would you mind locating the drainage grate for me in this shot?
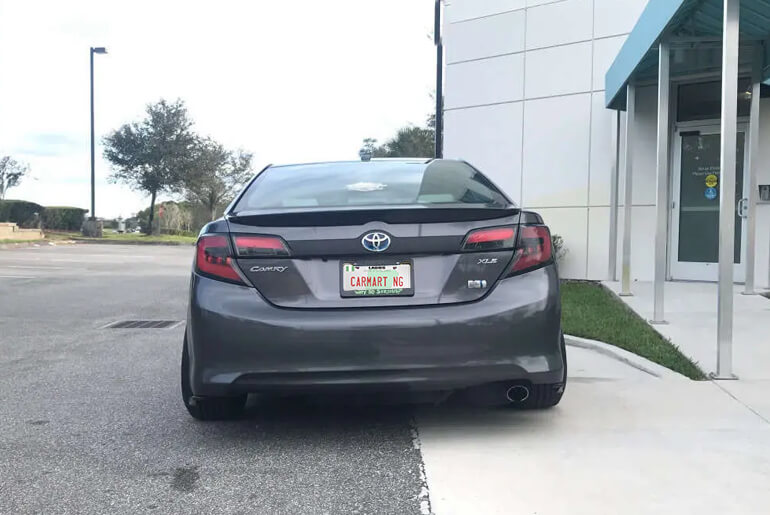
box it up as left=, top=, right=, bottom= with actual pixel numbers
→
left=106, top=320, right=179, bottom=329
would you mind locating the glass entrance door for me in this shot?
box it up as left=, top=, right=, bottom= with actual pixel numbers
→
left=670, top=126, right=749, bottom=281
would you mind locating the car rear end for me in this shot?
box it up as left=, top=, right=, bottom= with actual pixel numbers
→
left=182, top=159, right=565, bottom=419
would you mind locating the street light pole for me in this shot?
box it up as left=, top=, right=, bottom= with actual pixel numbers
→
left=434, top=0, right=443, bottom=159
left=90, top=46, right=107, bottom=221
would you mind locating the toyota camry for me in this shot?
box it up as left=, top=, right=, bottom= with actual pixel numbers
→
left=182, top=159, right=566, bottom=420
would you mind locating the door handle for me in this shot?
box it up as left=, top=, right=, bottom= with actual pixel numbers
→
left=737, top=198, right=749, bottom=218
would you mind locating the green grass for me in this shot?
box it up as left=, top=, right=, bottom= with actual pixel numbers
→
left=97, top=232, right=196, bottom=244
left=561, top=281, right=705, bottom=380
left=0, top=238, right=47, bottom=244
left=84, top=232, right=196, bottom=244
left=46, top=231, right=196, bottom=245
left=42, top=231, right=80, bottom=241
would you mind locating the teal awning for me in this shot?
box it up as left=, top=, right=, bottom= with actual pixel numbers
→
left=605, top=0, right=770, bottom=110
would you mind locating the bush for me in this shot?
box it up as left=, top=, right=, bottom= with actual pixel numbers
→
left=551, top=233, right=568, bottom=263
left=0, top=200, right=43, bottom=228
left=41, top=206, right=88, bottom=231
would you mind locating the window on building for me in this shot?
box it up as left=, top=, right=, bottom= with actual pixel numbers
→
left=677, top=79, right=752, bottom=122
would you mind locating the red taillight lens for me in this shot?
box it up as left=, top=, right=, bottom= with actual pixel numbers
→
left=233, top=235, right=290, bottom=257
left=195, top=235, right=244, bottom=284
left=509, top=225, right=553, bottom=275
left=463, top=227, right=516, bottom=251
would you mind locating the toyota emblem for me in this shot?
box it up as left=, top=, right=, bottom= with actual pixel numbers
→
left=361, top=232, right=391, bottom=252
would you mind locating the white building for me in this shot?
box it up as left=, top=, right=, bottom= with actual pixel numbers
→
left=442, top=0, right=770, bottom=290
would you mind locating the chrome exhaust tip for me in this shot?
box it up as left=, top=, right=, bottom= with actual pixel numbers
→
left=505, top=385, right=530, bottom=403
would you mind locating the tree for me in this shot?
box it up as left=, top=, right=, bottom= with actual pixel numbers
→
left=135, top=200, right=193, bottom=233
left=359, top=138, right=388, bottom=159
left=157, top=201, right=193, bottom=232
left=360, top=115, right=435, bottom=159
left=184, top=139, right=254, bottom=221
left=103, top=99, right=197, bottom=234
left=0, top=156, right=29, bottom=200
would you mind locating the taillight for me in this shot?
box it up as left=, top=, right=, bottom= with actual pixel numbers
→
left=462, top=226, right=516, bottom=251
left=509, top=225, right=553, bottom=275
left=195, top=235, right=244, bottom=284
left=232, top=235, right=290, bottom=257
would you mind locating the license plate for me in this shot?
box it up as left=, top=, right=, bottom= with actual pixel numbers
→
left=341, top=262, right=413, bottom=297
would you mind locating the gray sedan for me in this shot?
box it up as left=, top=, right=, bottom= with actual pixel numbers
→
left=182, top=159, right=566, bottom=420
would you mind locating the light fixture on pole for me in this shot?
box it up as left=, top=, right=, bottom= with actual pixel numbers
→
left=90, top=46, right=107, bottom=221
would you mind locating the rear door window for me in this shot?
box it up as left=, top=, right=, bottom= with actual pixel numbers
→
left=234, top=160, right=511, bottom=211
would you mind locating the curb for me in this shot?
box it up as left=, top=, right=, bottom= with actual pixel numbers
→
left=0, top=240, right=77, bottom=250
left=565, top=334, right=689, bottom=380
left=72, top=239, right=194, bottom=246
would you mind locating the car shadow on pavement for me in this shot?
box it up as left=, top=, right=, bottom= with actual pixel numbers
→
left=224, top=392, right=438, bottom=432
left=181, top=392, right=556, bottom=442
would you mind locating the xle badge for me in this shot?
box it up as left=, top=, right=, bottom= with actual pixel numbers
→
left=467, top=280, right=488, bottom=289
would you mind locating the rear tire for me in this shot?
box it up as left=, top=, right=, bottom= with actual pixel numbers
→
left=511, top=333, right=567, bottom=410
left=181, top=335, right=246, bottom=421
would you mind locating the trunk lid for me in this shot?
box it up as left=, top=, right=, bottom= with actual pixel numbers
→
left=229, top=207, right=520, bottom=309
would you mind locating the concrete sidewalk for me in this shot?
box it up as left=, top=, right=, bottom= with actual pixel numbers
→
left=417, top=345, right=770, bottom=515
left=603, top=281, right=770, bottom=379
left=604, top=281, right=770, bottom=421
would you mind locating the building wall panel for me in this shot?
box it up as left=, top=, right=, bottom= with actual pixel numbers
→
left=445, top=54, right=524, bottom=109
left=446, top=0, right=526, bottom=23
left=594, top=0, right=649, bottom=38
left=526, top=0, right=593, bottom=50
left=444, top=103, right=524, bottom=202
left=524, top=42, right=593, bottom=98
left=446, top=10, right=525, bottom=63
left=522, top=94, right=591, bottom=207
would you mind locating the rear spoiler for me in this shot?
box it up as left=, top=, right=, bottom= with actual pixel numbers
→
left=228, top=205, right=520, bottom=227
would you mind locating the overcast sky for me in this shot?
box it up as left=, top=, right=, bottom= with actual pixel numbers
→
left=0, top=0, right=435, bottom=218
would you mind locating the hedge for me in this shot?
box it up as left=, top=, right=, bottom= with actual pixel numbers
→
left=0, top=200, right=43, bottom=228
left=41, top=206, right=88, bottom=231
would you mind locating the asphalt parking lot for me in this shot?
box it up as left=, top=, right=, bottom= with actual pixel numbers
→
left=1, top=244, right=770, bottom=514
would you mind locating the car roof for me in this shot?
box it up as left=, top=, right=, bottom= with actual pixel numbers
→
left=269, top=158, right=436, bottom=169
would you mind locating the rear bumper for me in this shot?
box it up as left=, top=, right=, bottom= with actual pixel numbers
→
left=186, top=265, right=564, bottom=397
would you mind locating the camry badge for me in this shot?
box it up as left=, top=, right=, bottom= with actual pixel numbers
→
left=250, top=266, right=288, bottom=273
left=361, top=232, right=391, bottom=252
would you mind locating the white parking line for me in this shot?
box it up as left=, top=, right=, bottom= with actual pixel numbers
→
left=59, top=257, right=154, bottom=262
left=0, top=265, right=66, bottom=269
left=0, top=275, right=35, bottom=279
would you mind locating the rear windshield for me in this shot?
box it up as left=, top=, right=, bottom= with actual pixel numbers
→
left=234, top=160, right=510, bottom=211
